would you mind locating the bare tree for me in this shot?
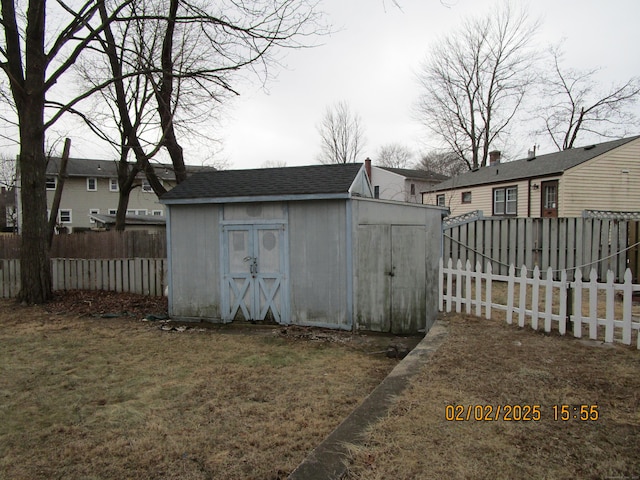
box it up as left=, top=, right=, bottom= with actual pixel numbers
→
left=535, top=45, right=640, bottom=150
left=416, top=150, right=467, bottom=177
left=261, top=159, right=288, bottom=168
left=376, top=143, right=413, bottom=168
left=317, top=101, right=365, bottom=164
left=416, top=2, right=539, bottom=170
left=0, top=0, right=325, bottom=298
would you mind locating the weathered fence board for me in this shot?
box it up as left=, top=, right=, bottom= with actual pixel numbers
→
left=0, top=231, right=167, bottom=259
left=0, top=258, right=166, bottom=298
left=443, top=217, right=640, bottom=282
left=440, top=258, right=640, bottom=349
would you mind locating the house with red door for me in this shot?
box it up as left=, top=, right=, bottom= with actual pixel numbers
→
left=422, top=135, right=640, bottom=218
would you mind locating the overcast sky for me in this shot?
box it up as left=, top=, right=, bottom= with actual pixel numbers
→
left=21, top=0, right=636, bottom=170
left=212, top=0, right=640, bottom=170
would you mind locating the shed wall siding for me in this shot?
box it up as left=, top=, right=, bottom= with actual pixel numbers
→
left=168, top=204, right=221, bottom=318
left=288, top=200, right=350, bottom=328
left=560, top=139, right=640, bottom=216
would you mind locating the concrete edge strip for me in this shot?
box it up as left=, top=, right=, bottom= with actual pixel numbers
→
left=288, top=319, right=449, bottom=480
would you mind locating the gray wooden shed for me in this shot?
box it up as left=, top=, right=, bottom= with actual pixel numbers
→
left=160, top=163, right=444, bottom=334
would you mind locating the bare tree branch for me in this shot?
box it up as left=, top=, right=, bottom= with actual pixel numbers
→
left=316, top=100, right=365, bottom=164
left=416, top=2, right=539, bottom=169
left=377, top=143, right=413, bottom=168
left=534, top=44, right=640, bottom=150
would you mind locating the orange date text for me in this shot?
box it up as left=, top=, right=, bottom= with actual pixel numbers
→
left=445, top=404, right=542, bottom=422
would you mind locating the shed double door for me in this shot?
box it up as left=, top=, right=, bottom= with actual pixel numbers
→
left=222, top=224, right=287, bottom=323
left=357, top=224, right=427, bottom=333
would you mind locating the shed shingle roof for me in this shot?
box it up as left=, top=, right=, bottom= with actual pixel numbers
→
left=431, top=136, right=640, bottom=191
left=161, top=163, right=364, bottom=201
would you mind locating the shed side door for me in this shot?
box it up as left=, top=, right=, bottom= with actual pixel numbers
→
left=390, top=225, right=427, bottom=334
left=356, top=225, right=392, bottom=332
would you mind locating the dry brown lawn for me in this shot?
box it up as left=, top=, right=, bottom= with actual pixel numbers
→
left=345, top=312, right=640, bottom=480
left=0, top=294, right=398, bottom=480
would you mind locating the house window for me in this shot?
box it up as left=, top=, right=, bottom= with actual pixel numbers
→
left=87, top=177, right=97, bottom=191
left=109, top=178, right=119, bottom=192
left=141, top=180, right=153, bottom=193
left=59, top=209, right=72, bottom=223
left=461, top=191, right=472, bottom=204
left=436, top=194, right=445, bottom=207
left=544, top=184, right=557, bottom=209
left=152, top=210, right=163, bottom=216
left=46, top=177, right=57, bottom=190
left=410, top=183, right=416, bottom=195
left=374, top=185, right=380, bottom=199
left=89, top=208, right=100, bottom=223
left=108, top=209, right=117, bottom=215
left=127, top=209, right=148, bottom=216
left=493, top=186, right=518, bottom=216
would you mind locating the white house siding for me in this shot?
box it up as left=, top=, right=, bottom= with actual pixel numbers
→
left=371, top=167, right=406, bottom=201
left=167, top=204, right=221, bottom=319
left=45, top=176, right=167, bottom=230
left=559, top=138, right=640, bottom=216
left=288, top=200, right=350, bottom=329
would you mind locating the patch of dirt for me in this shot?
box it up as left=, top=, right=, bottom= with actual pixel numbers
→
left=44, top=290, right=168, bottom=317
left=278, top=325, right=422, bottom=357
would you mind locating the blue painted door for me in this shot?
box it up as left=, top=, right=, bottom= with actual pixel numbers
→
left=222, top=224, right=287, bottom=323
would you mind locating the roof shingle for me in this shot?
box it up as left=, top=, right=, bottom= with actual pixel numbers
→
left=161, top=163, right=364, bottom=201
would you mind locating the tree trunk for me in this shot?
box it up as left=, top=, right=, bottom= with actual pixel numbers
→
left=115, top=186, right=133, bottom=232
left=18, top=103, right=51, bottom=303
left=157, top=0, right=187, bottom=184
left=47, top=138, right=71, bottom=247
left=15, top=0, right=52, bottom=303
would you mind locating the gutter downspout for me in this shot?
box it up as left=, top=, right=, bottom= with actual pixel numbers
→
left=527, top=178, right=532, bottom=217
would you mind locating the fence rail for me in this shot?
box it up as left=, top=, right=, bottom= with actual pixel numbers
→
left=443, top=217, right=640, bottom=283
left=0, top=230, right=167, bottom=259
left=0, top=258, right=167, bottom=298
left=439, top=258, right=640, bottom=349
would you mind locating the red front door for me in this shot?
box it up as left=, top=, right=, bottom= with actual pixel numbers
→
left=541, top=180, right=558, bottom=218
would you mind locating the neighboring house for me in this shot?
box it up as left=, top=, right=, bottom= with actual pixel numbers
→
left=0, top=187, right=17, bottom=232
left=15, top=157, right=211, bottom=233
left=365, top=158, right=448, bottom=203
left=160, top=163, right=445, bottom=334
left=423, top=135, right=640, bottom=218
left=88, top=213, right=166, bottom=233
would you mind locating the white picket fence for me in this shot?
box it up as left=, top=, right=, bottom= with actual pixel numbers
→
left=0, top=258, right=167, bottom=298
left=439, top=258, right=640, bottom=349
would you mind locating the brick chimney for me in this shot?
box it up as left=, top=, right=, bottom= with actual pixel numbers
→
left=489, top=150, right=501, bottom=166
left=364, top=157, right=372, bottom=181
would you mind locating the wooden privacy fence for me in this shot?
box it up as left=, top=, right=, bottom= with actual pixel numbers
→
left=439, top=258, right=640, bottom=349
left=443, top=217, right=640, bottom=283
left=0, top=230, right=167, bottom=259
left=0, top=258, right=167, bottom=298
